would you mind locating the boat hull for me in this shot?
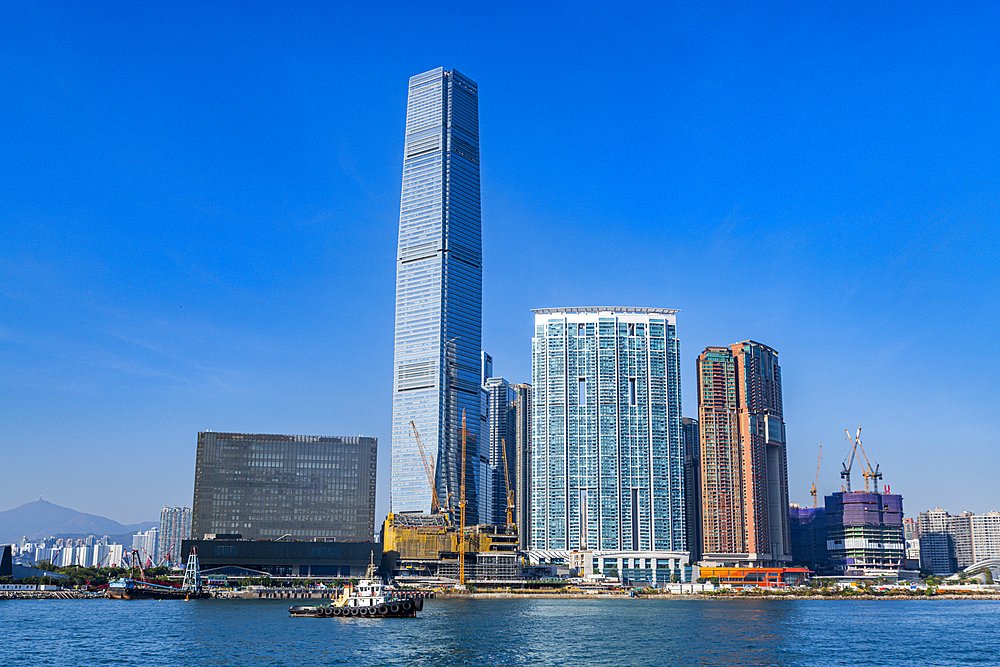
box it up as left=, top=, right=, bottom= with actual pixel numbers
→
left=106, top=586, right=210, bottom=600
left=289, top=597, right=422, bottom=618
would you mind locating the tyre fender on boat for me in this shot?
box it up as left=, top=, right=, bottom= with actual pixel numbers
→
left=415, top=597, right=423, bottom=611
left=377, top=604, right=389, bottom=615
left=389, top=603, right=400, bottom=613
left=350, top=607, right=359, bottom=616
left=331, top=607, right=341, bottom=616
left=402, top=600, right=413, bottom=612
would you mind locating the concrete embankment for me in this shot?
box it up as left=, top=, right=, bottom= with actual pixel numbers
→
left=0, top=591, right=97, bottom=600
left=439, top=591, right=1000, bottom=601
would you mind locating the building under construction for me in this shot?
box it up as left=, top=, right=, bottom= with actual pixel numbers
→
left=380, top=513, right=521, bottom=582
left=823, top=429, right=914, bottom=578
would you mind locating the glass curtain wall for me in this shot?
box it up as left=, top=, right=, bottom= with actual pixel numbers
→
left=390, top=68, right=484, bottom=522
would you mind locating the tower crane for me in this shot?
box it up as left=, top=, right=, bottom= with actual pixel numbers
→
left=459, top=410, right=468, bottom=586
left=410, top=420, right=441, bottom=514
left=810, top=444, right=822, bottom=507
left=851, top=428, right=882, bottom=494
left=501, top=438, right=516, bottom=533
left=840, top=428, right=861, bottom=492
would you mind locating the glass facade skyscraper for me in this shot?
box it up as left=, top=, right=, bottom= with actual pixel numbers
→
left=530, top=308, right=685, bottom=552
left=390, top=68, right=485, bottom=523
left=484, top=376, right=516, bottom=526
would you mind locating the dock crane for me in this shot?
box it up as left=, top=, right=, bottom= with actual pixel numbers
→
left=410, top=420, right=441, bottom=514
left=840, top=428, right=861, bottom=492
left=459, top=410, right=468, bottom=586
left=810, top=444, right=823, bottom=507
left=501, top=438, right=516, bottom=533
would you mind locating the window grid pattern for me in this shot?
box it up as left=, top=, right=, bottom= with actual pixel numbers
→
left=530, top=309, right=684, bottom=552
left=191, top=432, right=377, bottom=542
left=391, top=68, right=485, bottom=522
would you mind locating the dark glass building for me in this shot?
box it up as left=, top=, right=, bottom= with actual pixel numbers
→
left=789, top=505, right=829, bottom=572
left=192, top=432, right=377, bottom=542
left=484, top=376, right=516, bottom=527
left=682, top=416, right=701, bottom=562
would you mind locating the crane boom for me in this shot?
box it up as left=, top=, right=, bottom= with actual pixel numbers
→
left=853, top=429, right=882, bottom=494
left=811, top=443, right=822, bottom=507
left=410, top=420, right=440, bottom=513
left=840, top=428, right=860, bottom=492
left=501, top=438, right=515, bottom=532
left=459, top=410, right=467, bottom=586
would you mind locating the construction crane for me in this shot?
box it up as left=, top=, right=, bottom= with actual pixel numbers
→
left=851, top=428, right=883, bottom=494
left=840, top=428, right=861, bottom=492
left=810, top=444, right=823, bottom=507
left=410, top=420, right=441, bottom=514
left=501, top=438, right=516, bottom=533
left=459, top=410, right=468, bottom=586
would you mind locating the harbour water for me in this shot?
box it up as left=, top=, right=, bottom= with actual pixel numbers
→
left=4, top=597, right=999, bottom=666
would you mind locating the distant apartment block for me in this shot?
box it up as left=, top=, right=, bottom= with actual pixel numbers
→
left=698, top=342, right=790, bottom=566
left=131, top=528, right=159, bottom=565
left=971, top=511, right=1000, bottom=563
left=918, top=508, right=954, bottom=574
left=191, top=432, right=377, bottom=542
left=950, top=511, right=975, bottom=570
left=158, top=506, right=192, bottom=567
left=917, top=509, right=1000, bottom=573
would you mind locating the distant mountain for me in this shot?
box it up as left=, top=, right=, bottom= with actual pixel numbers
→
left=0, top=499, right=157, bottom=545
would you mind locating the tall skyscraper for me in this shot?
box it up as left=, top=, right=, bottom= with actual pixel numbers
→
left=484, top=376, right=516, bottom=526
left=682, top=417, right=701, bottom=562
left=513, top=383, right=533, bottom=550
left=697, top=341, right=790, bottom=566
left=530, top=308, right=685, bottom=552
left=191, top=432, right=378, bottom=542
left=390, top=68, right=485, bottom=523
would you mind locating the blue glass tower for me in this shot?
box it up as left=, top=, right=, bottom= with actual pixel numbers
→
left=390, top=68, right=485, bottom=523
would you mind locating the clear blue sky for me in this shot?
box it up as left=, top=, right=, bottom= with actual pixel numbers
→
left=3, top=1, right=998, bottom=526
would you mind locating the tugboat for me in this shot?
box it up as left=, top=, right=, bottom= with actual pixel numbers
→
left=289, top=554, right=423, bottom=618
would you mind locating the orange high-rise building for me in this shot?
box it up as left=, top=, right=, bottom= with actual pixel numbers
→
left=697, top=342, right=790, bottom=566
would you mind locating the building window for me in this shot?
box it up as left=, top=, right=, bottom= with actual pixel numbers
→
left=579, top=378, right=587, bottom=406
left=629, top=378, right=636, bottom=406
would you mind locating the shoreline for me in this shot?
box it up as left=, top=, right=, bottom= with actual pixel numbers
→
left=439, top=591, right=1000, bottom=601
left=5, top=590, right=999, bottom=602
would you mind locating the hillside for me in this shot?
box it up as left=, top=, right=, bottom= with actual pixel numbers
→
left=0, top=499, right=156, bottom=544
